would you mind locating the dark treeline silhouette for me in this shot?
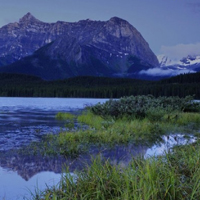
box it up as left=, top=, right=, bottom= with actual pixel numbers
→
left=0, top=72, right=200, bottom=98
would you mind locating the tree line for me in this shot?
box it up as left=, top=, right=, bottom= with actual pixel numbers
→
left=0, top=73, right=199, bottom=98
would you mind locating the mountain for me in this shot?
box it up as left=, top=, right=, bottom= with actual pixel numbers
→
left=0, top=13, right=159, bottom=80
left=157, top=54, right=200, bottom=71
left=141, top=54, right=200, bottom=79
left=0, top=12, right=70, bottom=66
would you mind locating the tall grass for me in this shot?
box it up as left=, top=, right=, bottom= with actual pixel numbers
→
left=34, top=142, right=200, bottom=200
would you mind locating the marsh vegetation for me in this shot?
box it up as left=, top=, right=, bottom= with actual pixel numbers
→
left=34, top=142, right=200, bottom=200
left=29, top=95, right=200, bottom=157
left=31, top=95, right=200, bottom=199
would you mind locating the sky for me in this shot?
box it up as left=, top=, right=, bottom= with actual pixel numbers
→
left=0, top=0, right=200, bottom=59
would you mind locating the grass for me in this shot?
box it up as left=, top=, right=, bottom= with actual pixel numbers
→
left=29, top=96, right=200, bottom=157
left=28, top=96, right=200, bottom=199
left=56, top=112, right=76, bottom=129
left=27, top=110, right=200, bottom=158
left=56, top=112, right=75, bottom=120
left=33, top=141, right=200, bottom=200
left=77, top=111, right=104, bottom=130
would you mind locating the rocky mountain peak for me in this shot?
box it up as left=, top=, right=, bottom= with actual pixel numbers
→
left=0, top=14, right=160, bottom=79
left=19, top=12, right=41, bottom=24
left=109, top=17, right=128, bottom=24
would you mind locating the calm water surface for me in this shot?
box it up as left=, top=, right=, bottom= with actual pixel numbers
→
left=0, top=97, right=196, bottom=199
left=0, top=97, right=109, bottom=151
left=0, top=97, right=109, bottom=200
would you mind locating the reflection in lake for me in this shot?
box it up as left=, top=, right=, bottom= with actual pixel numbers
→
left=0, top=153, right=67, bottom=181
left=0, top=144, right=148, bottom=200
left=0, top=97, right=109, bottom=199
left=145, top=134, right=196, bottom=158
left=0, top=166, right=62, bottom=200
left=0, top=144, right=148, bottom=181
left=0, top=134, right=195, bottom=199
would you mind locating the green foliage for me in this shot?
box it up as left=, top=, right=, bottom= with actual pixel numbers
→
left=27, top=96, right=200, bottom=157
left=32, top=112, right=200, bottom=157
left=56, top=112, right=75, bottom=120
left=176, top=113, right=200, bottom=128
left=90, top=95, right=198, bottom=119
left=56, top=112, right=76, bottom=129
left=34, top=142, right=200, bottom=200
left=77, top=111, right=104, bottom=130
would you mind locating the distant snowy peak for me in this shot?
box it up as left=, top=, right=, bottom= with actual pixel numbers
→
left=180, top=55, right=200, bottom=66
left=157, top=54, right=200, bottom=68
left=157, top=55, right=175, bottom=67
left=139, top=54, right=200, bottom=78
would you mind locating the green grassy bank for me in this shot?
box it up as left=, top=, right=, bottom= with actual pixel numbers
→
left=29, top=95, right=200, bottom=157
left=30, top=95, right=200, bottom=199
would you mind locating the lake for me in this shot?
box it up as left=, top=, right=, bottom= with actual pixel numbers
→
left=0, top=97, right=196, bottom=199
left=0, top=97, right=110, bottom=200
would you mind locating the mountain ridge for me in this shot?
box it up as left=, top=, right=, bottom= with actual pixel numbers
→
left=0, top=13, right=159, bottom=80
left=157, top=54, right=200, bottom=74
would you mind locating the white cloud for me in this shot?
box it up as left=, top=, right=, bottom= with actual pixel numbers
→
left=139, top=68, right=196, bottom=77
left=160, top=43, right=200, bottom=60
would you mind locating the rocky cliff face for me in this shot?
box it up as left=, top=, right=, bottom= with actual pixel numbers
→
left=0, top=13, right=70, bottom=65
left=0, top=13, right=159, bottom=80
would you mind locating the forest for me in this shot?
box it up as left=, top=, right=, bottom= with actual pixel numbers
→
left=0, top=72, right=200, bottom=98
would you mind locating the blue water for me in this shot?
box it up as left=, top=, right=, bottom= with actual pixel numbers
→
left=0, top=97, right=109, bottom=151
left=0, top=97, right=108, bottom=200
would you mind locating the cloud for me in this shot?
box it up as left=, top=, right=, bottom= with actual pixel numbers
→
left=139, top=68, right=196, bottom=77
left=160, top=43, right=200, bottom=60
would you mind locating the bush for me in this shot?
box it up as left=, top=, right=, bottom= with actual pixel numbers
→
left=90, top=95, right=199, bottom=119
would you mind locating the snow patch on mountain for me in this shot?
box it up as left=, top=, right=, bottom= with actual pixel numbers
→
left=157, top=54, right=178, bottom=67
left=157, top=54, right=200, bottom=68
left=138, top=54, right=200, bottom=77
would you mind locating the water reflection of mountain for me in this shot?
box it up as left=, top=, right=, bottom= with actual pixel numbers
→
left=0, top=144, right=147, bottom=181
left=0, top=153, right=67, bottom=181
left=89, top=144, right=148, bottom=166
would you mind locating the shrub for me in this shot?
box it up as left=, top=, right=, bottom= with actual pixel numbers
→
left=90, top=95, right=199, bottom=119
